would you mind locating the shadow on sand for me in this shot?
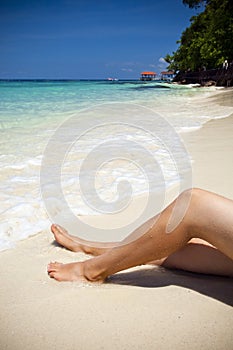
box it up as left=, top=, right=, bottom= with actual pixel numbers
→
left=51, top=239, right=233, bottom=306
left=108, top=266, right=233, bottom=307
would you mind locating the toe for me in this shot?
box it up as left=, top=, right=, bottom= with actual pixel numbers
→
left=51, top=224, right=57, bottom=234
left=48, top=271, right=63, bottom=281
left=48, top=271, right=58, bottom=279
left=51, top=223, right=65, bottom=235
left=56, top=224, right=68, bottom=235
left=47, top=262, right=63, bottom=272
left=47, top=264, right=54, bottom=272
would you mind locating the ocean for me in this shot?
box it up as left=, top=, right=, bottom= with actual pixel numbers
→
left=1, top=80, right=232, bottom=250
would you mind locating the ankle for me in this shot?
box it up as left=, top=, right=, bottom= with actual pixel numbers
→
left=83, top=258, right=107, bottom=282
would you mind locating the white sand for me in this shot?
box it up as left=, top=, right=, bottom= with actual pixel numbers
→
left=1, top=89, right=233, bottom=350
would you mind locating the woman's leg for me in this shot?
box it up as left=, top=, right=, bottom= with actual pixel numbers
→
left=161, top=239, right=233, bottom=277
left=48, top=189, right=233, bottom=282
left=51, top=224, right=233, bottom=276
left=51, top=224, right=116, bottom=255
left=52, top=223, right=233, bottom=276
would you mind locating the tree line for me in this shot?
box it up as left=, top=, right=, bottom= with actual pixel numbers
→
left=165, top=0, right=233, bottom=72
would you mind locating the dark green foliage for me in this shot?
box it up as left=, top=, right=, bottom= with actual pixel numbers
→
left=166, top=0, right=233, bottom=72
left=182, top=0, right=207, bottom=9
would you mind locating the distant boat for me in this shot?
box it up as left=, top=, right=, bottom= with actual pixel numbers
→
left=107, top=77, right=118, bottom=81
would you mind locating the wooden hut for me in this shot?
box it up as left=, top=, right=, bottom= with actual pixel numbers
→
left=140, top=71, right=157, bottom=81
left=161, top=71, right=175, bottom=81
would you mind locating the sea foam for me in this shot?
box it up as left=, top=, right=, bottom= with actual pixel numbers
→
left=0, top=81, right=232, bottom=251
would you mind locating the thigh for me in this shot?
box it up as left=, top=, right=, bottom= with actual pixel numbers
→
left=161, top=242, right=233, bottom=277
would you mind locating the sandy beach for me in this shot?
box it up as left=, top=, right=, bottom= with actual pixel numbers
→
left=1, top=88, right=233, bottom=350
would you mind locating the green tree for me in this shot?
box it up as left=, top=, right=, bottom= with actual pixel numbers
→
left=182, top=0, right=207, bottom=9
left=166, top=0, right=233, bottom=72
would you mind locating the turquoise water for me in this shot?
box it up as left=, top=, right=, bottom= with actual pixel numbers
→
left=0, top=80, right=231, bottom=250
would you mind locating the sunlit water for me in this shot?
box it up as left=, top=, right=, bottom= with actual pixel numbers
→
left=0, top=80, right=232, bottom=250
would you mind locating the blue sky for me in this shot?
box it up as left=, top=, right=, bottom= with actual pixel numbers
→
left=0, top=0, right=200, bottom=79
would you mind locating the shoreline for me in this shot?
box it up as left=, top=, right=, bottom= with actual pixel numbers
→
left=1, top=87, right=233, bottom=350
left=182, top=112, right=233, bottom=199
left=181, top=87, right=233, bottom=199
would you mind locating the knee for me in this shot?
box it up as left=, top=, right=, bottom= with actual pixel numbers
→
left=190, top=188, right=208, bottom=206
left=178, top=187, right=205, bottom=204
left=175, top=188, right=204, bottom=234
left=167, top=188, right=205, bottom=233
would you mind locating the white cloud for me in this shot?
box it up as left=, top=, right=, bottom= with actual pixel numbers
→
left=123, top=62, right=138, bottom=67
left=158, top=57, right=168, bottom=71
left=121, top=68, right=133, bottom=72
left=159, top=57, right=166, bottom=64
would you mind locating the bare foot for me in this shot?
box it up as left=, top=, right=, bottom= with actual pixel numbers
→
left=47, top=261, right=105, bottom=283
left=47, top=261, right=87, bottom=282
left=51, top=224, right=85, bottom=252
left=51, top=223, right=114, bottom=256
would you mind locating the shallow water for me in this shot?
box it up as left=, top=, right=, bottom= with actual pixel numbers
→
left=0, top=80, right=232, bottom=250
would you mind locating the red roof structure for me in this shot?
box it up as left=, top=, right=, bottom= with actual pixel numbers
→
left=140, top=71, right=157, bottom=81
left=141, top=71, right=157, bottom=76
left=161, top=71, right=174, bottom=75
